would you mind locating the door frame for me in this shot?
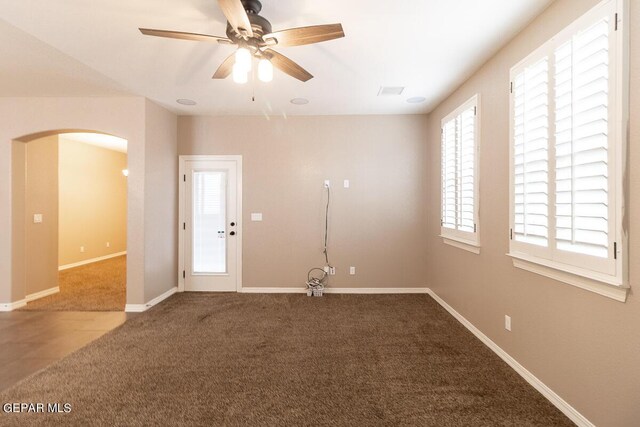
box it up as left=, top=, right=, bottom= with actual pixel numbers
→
left=178, top=155, right=243, bottom=292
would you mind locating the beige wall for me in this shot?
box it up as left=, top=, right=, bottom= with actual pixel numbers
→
left=178, top=115, right=429, bottom=288
left=425, top=0, right=640, bottom=425
left=0, top=97, right=177, bottom=306
left=11, top=141, right=27, bottom=302
left=143, top=99, right=178, bottom=302
left=58, top=137, right=127, bottom=266
left=25, top=136, right=59, bottom=295
left=11, top=136, right=60, bottom=296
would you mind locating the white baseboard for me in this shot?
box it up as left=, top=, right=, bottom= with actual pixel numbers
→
left=240, top=287, right=307, bottom=294
left=125, top=286, right=178, bottom=313
left=239, top=287, right=430, bottom=294
left=0, top=299, right=27, bottom=312
left=325, top=287, right=429, bottom=294
left=0, top=287, right=60, bottom=311
left=59, top=251, right=127, bottom=271
left=426, top=289, right=593, bottom=427
left=26, top=286, right=60, bottom=302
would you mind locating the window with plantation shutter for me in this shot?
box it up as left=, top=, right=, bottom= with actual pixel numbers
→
left=508, top=0, right=628, bottom=302
left=441, top=95, right=480, bottom=252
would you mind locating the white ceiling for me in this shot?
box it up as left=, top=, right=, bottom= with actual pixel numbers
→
left=0, top=0, right=554, bottom=116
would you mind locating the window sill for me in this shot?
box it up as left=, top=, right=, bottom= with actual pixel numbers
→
left=507, top=253, right=629, bottom=302
left=441, top=235, right=481, bottom=254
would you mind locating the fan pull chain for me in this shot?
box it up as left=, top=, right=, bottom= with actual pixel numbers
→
left=252, top=66, right=256, bottom=101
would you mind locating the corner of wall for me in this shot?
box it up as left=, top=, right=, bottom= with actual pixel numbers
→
left=142, top=99, right=179, bottom=303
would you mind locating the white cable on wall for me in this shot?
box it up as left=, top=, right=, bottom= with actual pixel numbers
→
left=306, top=185, right=331, bottom=296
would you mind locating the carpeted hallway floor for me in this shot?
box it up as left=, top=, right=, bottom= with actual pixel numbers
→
left=20, top=256, right=126, bottom=312
left=0, top=293, right=572, bottom=426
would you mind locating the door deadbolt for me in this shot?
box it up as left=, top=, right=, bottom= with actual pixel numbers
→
left=230, top=222, right=236, bottom=226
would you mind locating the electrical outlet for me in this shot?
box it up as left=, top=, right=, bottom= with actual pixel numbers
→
left=329, top=267, right=336, bottom=275
left=343, top=179, right=350, bottom=188
left=106, top=242, right=110, bottom=248
left=505, top=315, right=512, bottom=332
left=323, top=266, right=329, bottom=273
left=324, top=180, right=330, bottom=188
left=349, top=266, right=356, bottom=275
left=80, top=246, right=85, bottom=253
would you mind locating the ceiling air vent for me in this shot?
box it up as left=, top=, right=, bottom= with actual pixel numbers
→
left=378, top=86, right=405, bottom=96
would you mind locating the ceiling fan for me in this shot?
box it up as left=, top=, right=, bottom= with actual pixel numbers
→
left=139, top=0, right=345, bottom=83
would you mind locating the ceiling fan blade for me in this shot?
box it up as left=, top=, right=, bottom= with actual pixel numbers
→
left=263, top=24, right=344, bottom=47
left=139, top=28, right=232, bottom=44
left=264, top=49, right=313, bottom=82
left=217, top=0, right=253, bottom=38
left=212, top=53, right=236, bottom=79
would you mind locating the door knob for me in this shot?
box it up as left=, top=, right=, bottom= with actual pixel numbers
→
left=229, top=231, right=236, bottom=236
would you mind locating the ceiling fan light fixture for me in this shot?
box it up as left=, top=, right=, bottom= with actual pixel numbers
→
left=232, top=63, right=248, bottom=84
left=235, top=47, right=252, bottom=72
left=258, top=59, right=273, bottom=82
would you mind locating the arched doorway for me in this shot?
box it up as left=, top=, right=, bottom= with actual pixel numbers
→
left=11, top=130, right=128, bottom=311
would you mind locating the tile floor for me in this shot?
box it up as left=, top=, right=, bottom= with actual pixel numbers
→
left=0, top=311, right=130, bottom=391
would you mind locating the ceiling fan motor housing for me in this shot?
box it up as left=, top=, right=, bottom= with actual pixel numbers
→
left=241, top=0, right=262, bottom=14
left=225, top=0, right=272, bottom=46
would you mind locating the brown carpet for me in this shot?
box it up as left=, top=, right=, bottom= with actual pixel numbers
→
left=20, top=256, right=126, bottom=312
left=0, top=294, right=572, bottom=426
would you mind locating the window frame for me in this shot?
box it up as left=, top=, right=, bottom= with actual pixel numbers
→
left=440, top=94, right=481, bottom=254
left=508, top=0, right=629, bottom=302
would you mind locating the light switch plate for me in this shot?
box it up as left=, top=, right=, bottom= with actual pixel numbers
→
left=251, top=213, right=263, bottom=221
left=344, top=179, right=350, bottom=188
left=33, top=214, right=43, bottom=224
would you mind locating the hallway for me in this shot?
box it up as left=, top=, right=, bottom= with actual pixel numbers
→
left=20, top=256, right=126, bottom=312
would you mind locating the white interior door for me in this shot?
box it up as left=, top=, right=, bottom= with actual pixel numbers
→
left=180, top=157, right=241, bottom=292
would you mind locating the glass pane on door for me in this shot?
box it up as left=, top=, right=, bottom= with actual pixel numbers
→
left=192, top=171, right=227, bottom=273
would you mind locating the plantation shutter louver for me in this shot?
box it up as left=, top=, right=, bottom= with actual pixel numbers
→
left=513, top=57, right=550, bottom=247
left=554, top=18, right=610, bottom=258
left=441, top=96, right=478, bottom=243
left=442, top=119, right=457, bottom=229
left=458, top=107, right=476, bottom=233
